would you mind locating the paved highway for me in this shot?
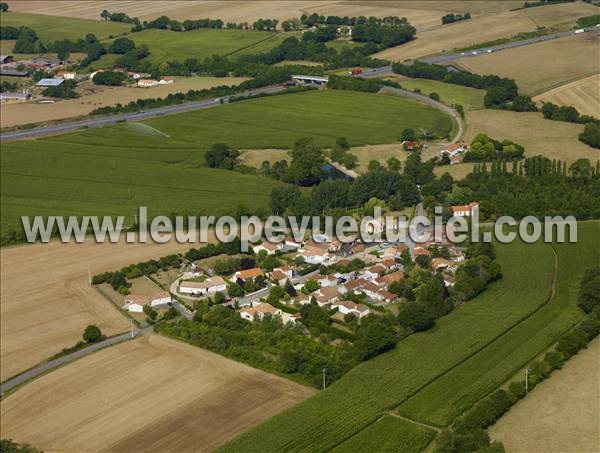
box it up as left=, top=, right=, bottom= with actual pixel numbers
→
left=0, top=85, right=285, bottom=142
left=357, top=26, right=598, bottom=76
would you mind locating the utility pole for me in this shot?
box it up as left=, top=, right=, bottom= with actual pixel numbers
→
left=322, top=368, right=326, bottom=390
left=130, top=319, right=134, bottom=339
left=525, top=368, right=530, bottom=393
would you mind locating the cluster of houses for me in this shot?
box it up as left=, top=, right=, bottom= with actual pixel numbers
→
left=440, top=142, right=468, bottom=164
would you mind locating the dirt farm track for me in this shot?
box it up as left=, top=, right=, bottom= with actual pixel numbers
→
left=0, top=239, right=199, bottom=382
left=0, top=334, right=315, bottom=452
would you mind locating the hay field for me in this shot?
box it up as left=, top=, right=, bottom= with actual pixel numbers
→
left=375, top=10, right=538, bottom=62
left=1, top=77, right=249, bottom=128
left=534, top=74, right=600, bottom=118
left=523, top=1, right=600, bottom=28
left=0, top=334, right=315, bottom=452
left=464, top=110, right=598, bottom=163
left=0, top=237, right=204, bottom=382
left=490, top=338, right=600, bottom=453
left=456, top=34, right=600, bottom=95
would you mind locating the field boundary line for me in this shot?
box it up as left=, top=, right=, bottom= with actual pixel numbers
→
left=388, top=412, right=441, bottom=433
left=531, top=71, right=600, bottom=97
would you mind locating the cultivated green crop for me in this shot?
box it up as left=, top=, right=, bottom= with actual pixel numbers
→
left=332, top=415, right=436, bottom=453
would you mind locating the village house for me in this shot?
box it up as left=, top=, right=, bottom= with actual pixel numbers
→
left=239, top=302, right=282, bottom=322
left=380, top=257, right=398, bottom=271
left=375, top=270, right=404, bottom=287
left=179, top=276, right=227, bottom=296
left=234, top=267, right=265, bottom=283
left=377, top=289, right=396, bottom=303
left=443, top=273, right=456, bottom=287
left=364, top=264, right=386, bottom=280
left=123, top=291, right=171, bottom=312
left=270, top=267, right=293, bottom=286
left=285, top=236, right=304, bottom=249
left=343, top=278, right=369, bottom=294
left=440, top=142, right=467, bottom=159
left=383, top=244, right=408, bottom=258
left=252, top=240, right=280, bottom=255
left=412, top=246, right=431, bottom=258
left=402, top=140, right=422, bottom=151
left=362, top=281, right=385, bottom=301
left=432, top=258, right=457, bottom=272
left=331, top=300, right=370, bottom=319
left=452, top=202, right=480, bottom=217
left=298, top=246, right=332, bottom=265
left=56, top=71, right=76, bottom=79
left=315, top=286, right=340, bottom=307
left=282, top=312, right=302, bottom=325
left=314, top=274, right=338, bottom=288
left=0, top=92, right=31, bottom=102
left=450, top=154, right=464, bottom=165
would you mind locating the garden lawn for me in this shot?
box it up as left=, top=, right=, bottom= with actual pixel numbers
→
left=0, top=12, right=131, bottom=41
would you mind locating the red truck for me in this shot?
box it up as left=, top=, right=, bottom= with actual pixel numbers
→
left=351, top=68, right=364, bottom=75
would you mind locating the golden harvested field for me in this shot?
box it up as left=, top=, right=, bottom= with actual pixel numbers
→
left=464, top=110, right=598, bottom=163
left=456, top=34, right=600, bottom=95
left=375, top=10, right=538, bottom=62
left=0, top=334, right=315, bottom=452
left=1, top=77, right=248, bottom=128
left=8, top=0, right=338, bottom=22
left=490, top=338, right=600, bottom=453
left=523, top=1, right=600, bottom=28
left=346, top=1, right=523, bottom=15
left=534, top=74, right=600, bottom=118
left=0, top=238, right=203, bottom=382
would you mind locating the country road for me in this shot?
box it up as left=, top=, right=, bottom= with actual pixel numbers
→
left=0, top=326, right=151, bottom=395
left=0, top=85, right=285, bottom=142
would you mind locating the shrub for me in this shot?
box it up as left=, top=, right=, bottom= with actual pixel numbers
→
left=508, top=380, right=526, bottom=400
left=83, top=325, right=103, bottom=343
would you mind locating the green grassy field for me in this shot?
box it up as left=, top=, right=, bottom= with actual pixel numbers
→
left=0, top=12, right=131, bottom=41
left=392, top=77, right=486, bottom=110
left=124, top=28, right=287, bottom=63
left=326, top=39, right=363, bottom=52
left=1, top=90, right=452, bottom=231
left=332, top=416, right=436, bottom=453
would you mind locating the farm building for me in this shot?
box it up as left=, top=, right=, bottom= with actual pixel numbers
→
left=0, top=92, right=31, bottom=102
left=0, top=55, right=14, bottom=64
left=0, top=68, right=28, bottom=77
left=56, top=71, right=76, bottom=79
left=36, top=78, right=64, bottom=87
left=440, top=143, right=467, bottom=158
left=123, top=291, right=171, bottom=312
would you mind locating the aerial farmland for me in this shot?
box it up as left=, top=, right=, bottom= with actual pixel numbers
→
left=0, top=1, right=599, bottom=453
